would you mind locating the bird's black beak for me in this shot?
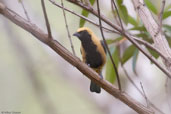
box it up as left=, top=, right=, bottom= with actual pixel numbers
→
left=73, top=32, right=80, bottom=38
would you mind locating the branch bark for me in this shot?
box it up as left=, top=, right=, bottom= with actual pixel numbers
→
left=0, top=2, right=154, bottom=114
left=132, top=0, right=171, bottom=70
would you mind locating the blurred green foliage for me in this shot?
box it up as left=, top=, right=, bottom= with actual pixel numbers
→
left=79, top=0, right=96, bottom=27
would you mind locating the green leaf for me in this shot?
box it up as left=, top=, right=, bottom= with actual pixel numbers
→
left=132, top=49, right=139, bottom=74
left=163, top=25, right=171, bottom=37
left=79, top=0, right=95, bottom=27
left=165, top=35, right=171, bottom=48
left=129, top=26, right=146, bottom=31
left=116, top=0, right=128, bottom=25
left=144, top=0, right=158, bottom=14
left=79, top=10, right=89, bottom=27
left=136, top=33, right=148, bottom=38
left=163, top=25, right=171, bottom=32
left=135, top=33, right=153, bottom=43
left=106, top=37, right=123, bottom=45
left=105, top=47, right=119, bottom=84
left=122, top=45, right=136, bottom=64
left=164, top=25, right=171, bottom=47
left=147, top=48, right=159, bottom=59
left=118, top=5, right=129, bottom=25
left=116, top=0, right=123, bottom=5
left=163, top=10, right=171, bottom=20
left=128, top=15, right=138, bottom=26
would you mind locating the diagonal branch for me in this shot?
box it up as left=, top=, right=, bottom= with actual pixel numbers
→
left=0, top=2, right=153, bottom=114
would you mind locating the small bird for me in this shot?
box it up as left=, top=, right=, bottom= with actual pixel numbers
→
left=73, top=27, right=106, bottom=93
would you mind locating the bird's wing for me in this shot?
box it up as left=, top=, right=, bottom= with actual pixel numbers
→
left=80, top=48, right=82, bottom=55
left=80, top=45, right=86, bottom=63
left=100, top=40, right=106, bottom=53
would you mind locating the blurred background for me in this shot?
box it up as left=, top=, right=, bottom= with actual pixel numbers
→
left=0, top=0, right=171, bottom=114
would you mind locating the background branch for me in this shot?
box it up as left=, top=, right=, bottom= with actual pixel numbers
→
left=140, top=82, right=150, bottom=108
left=60, top=0, right=76, bottom=55
left=41, top=0, right=52, bottom=38
left=19, top=0, right=30, bottom=21
left=111, top=0, right=124, bottom=32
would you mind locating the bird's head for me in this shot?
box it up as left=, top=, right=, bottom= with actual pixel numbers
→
left=73, top=27, right=93, bottom=42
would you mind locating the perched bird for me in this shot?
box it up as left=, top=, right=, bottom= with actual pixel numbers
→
left=73, top=27, right=106, bottom=93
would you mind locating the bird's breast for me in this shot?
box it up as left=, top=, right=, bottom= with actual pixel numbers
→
left=81, top=42, right=105, bottom=69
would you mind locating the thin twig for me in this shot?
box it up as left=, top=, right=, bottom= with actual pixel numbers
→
left=96, top=0, right=121, bottom=90
left=111, top=0, right=124, bottom=32
left=41, top=0, right=52, bottom=39
left=158, top=0, right=165, bottom=33
left=110, top=0, right=120, bottom=25
left=19, top=0, right=30, bottom=21
left=61, top=0, right=76, bottom=55
left=140, top=82, right=150, bottom=108
left=49, top=0, right=119, bottom=34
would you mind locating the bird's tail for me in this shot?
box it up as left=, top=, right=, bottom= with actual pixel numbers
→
left=90, top=72, right=103, bottom=93
left=90, top=81, right=101, bottom=93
